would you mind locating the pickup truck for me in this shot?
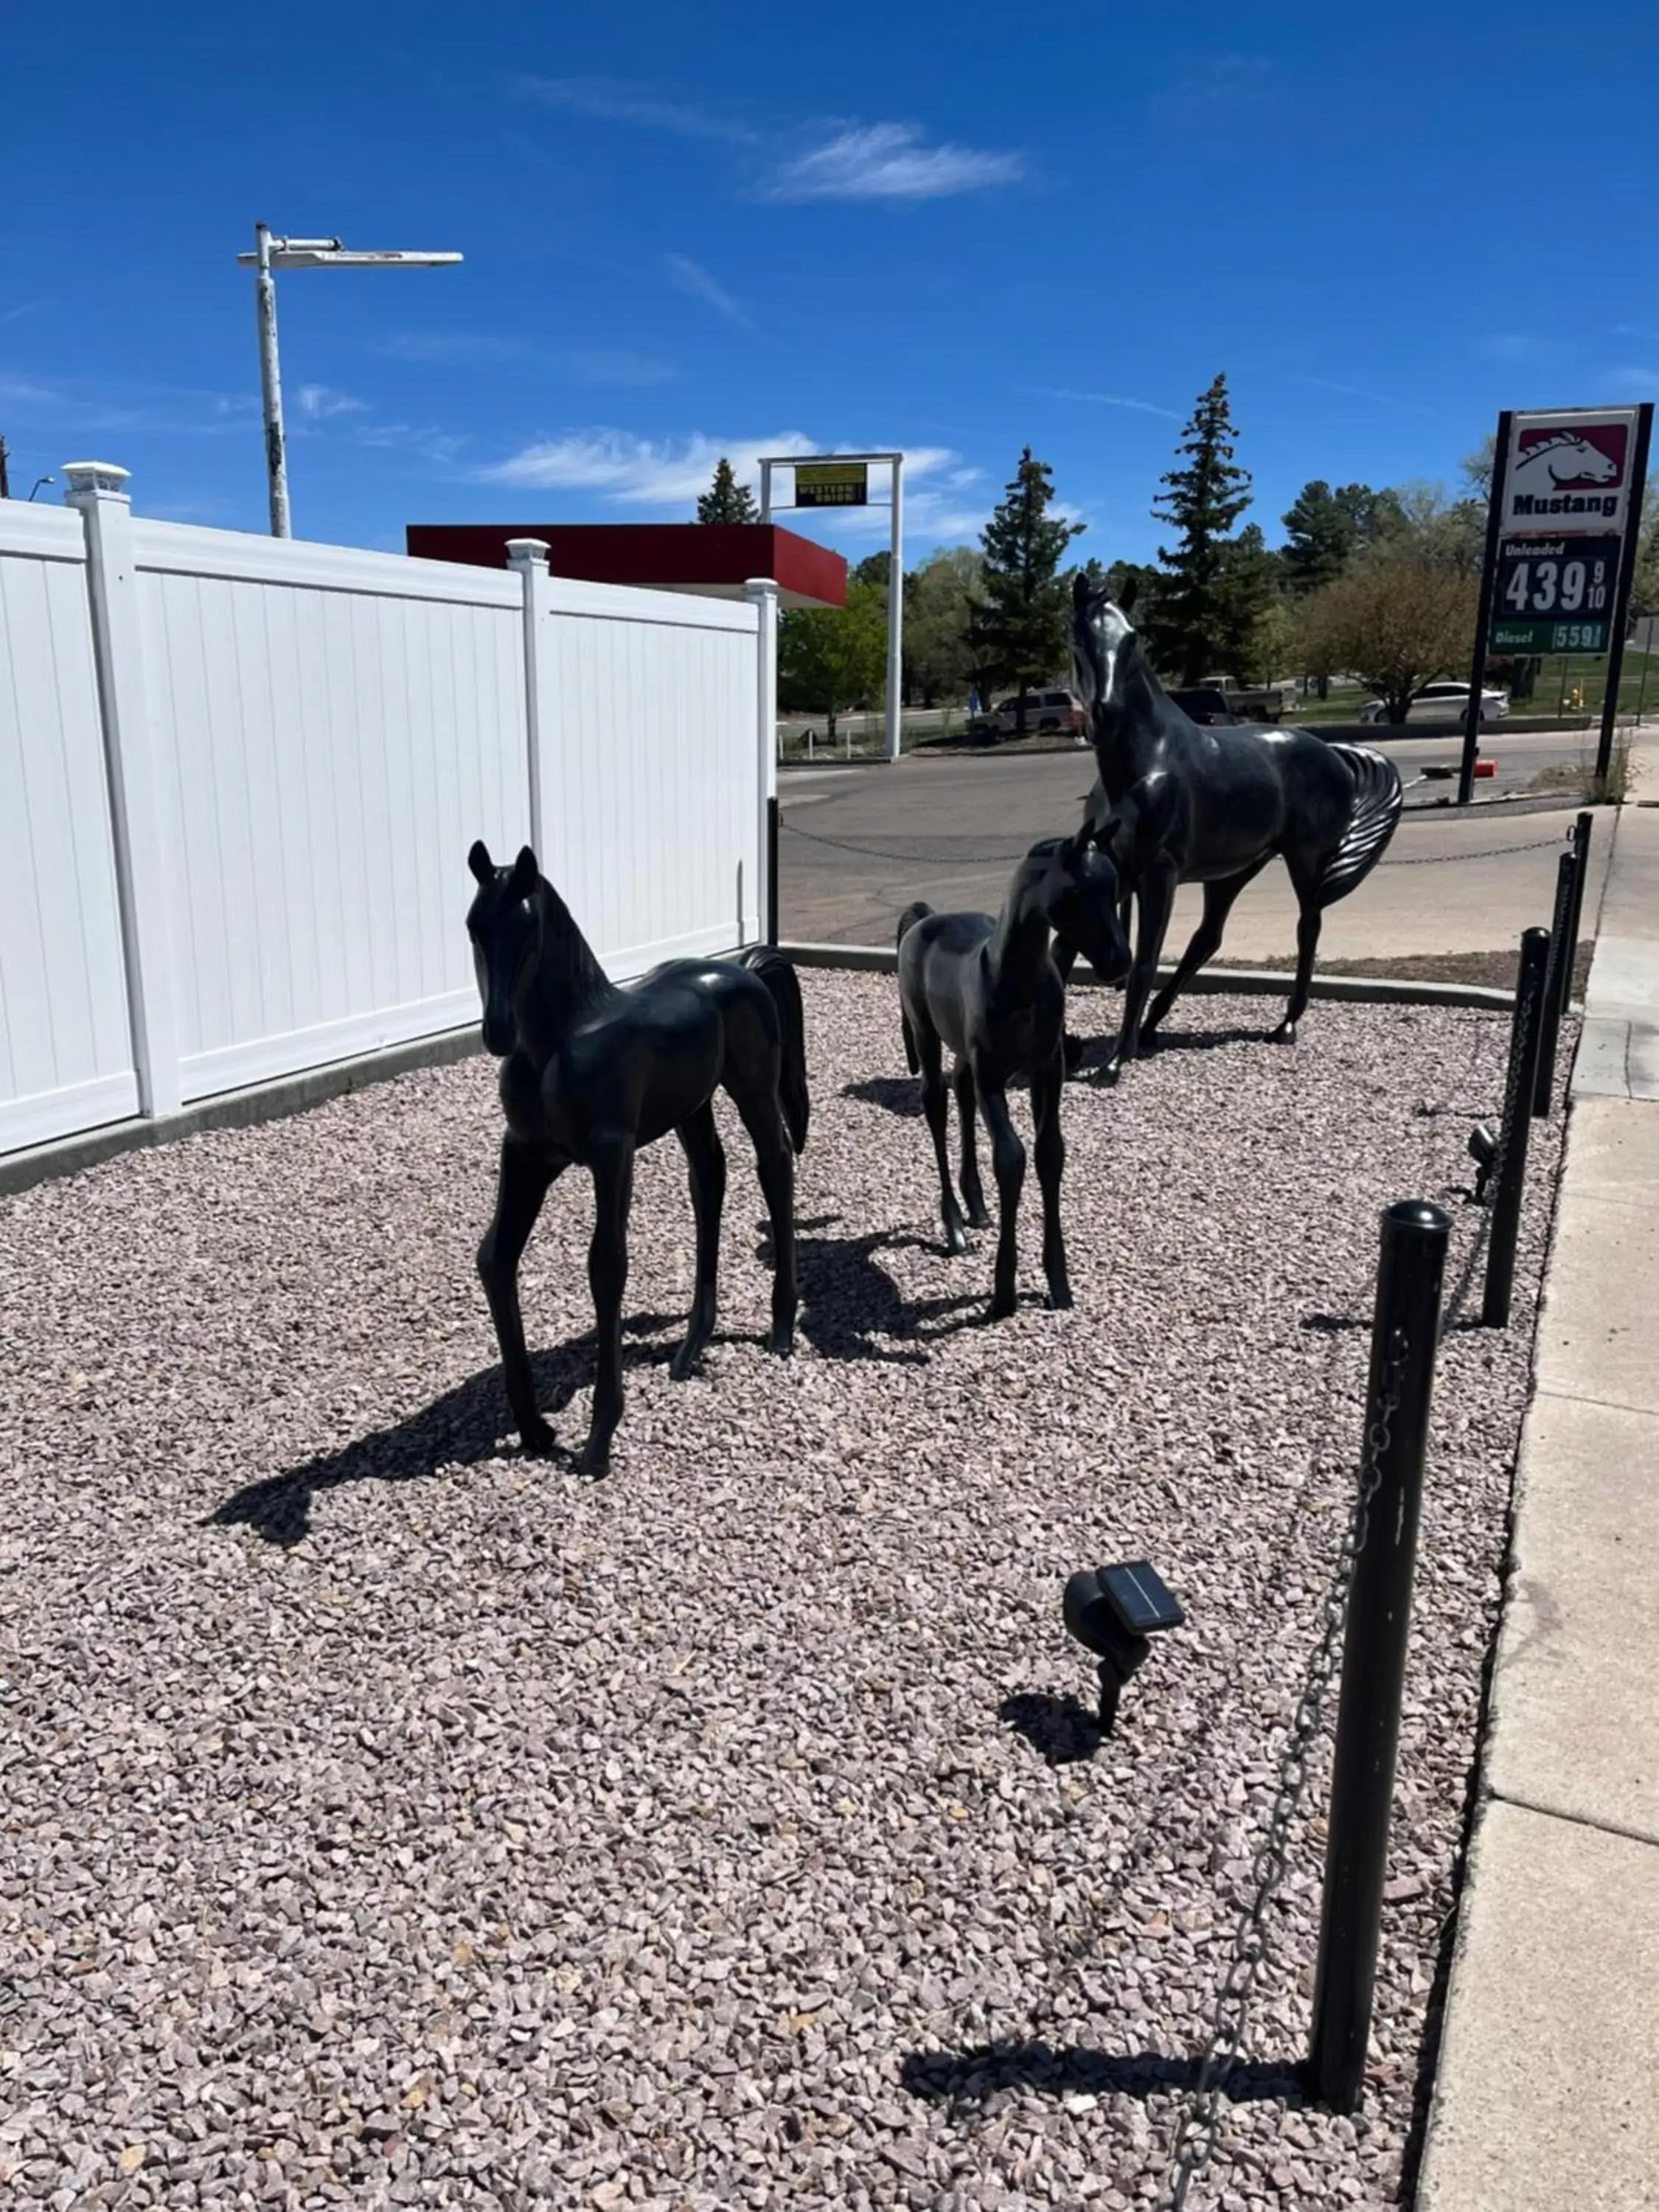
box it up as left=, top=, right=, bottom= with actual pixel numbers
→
left=1199, top=675, right=1295, bottom=723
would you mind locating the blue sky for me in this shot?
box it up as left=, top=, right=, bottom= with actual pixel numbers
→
left=3, top=0, right=1656, bottom=566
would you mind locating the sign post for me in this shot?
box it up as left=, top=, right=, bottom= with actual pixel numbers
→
left=759, top=451, right=905, bottom=763
left=1462, top=405, right=1650, bottom=804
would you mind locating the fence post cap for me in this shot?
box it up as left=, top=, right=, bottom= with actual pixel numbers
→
left=744, top=575, right=780, bottom=599
left=62, top=462, right=131, bottom=500
left=504, top=538, right=550, bottom=568
left=1382, top=1197, right=1453, bottom=1237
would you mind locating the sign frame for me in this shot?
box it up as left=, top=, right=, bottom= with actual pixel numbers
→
left=793, top=461, right=869, bottom=510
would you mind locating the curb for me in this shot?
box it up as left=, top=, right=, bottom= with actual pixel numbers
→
left=779, top=941, right=1520, bottom=1012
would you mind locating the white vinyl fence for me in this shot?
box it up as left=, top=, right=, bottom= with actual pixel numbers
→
left=0, top=466, right=776, bottom=1159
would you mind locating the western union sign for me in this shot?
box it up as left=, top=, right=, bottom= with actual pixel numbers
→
left=795, top=462, right=869, bottom=508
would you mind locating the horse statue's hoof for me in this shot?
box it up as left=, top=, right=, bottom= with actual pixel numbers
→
left=765, top=1321, right=795, bottom=1357
left=945, top=1225, right=970, bottom=1257
left=1062, top=1032, right=1086, bottom=1078
left=669, top=1340, right=704, bottom=1382
left=1272, top=1018, right=1298, bottom=1045
left=518, top=1415, right=557, bottom=1458
left=988, top=1293, right=1017, bottom=1323
left=1099, top=1057, right=1123, bottom=1087
left=577, top=1437, right=613, bottom=1478
left=1046, top=1284, right=1074, bottom=1312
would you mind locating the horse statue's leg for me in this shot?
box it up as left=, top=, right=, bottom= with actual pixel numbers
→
left=670, top=1101, right=726, bottom=1381
left=953, top=1060, right=992, bottom=1229
left=915, top=1024, right=969, bottom=1254
left=1141, top=861, right=1269, bottom=1046
left=478, top=1136, right=562, bottom=1455
left=731, top=1085, right=798, bottom=1356
left=1032, top=1054, right=1071, bottom=1310
left=580, top=1135, right=636, bottom=1475
left=1275, top=876, right=1326, bottom=1043
left=974, top=1070, right=1026, bottom=1321
left=1105, top=858, right=1177, bottom=1083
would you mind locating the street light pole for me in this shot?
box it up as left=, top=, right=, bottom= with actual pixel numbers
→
left=252, top=221, right=291, bottom=538
left=237, top=224, right=463, bottom=539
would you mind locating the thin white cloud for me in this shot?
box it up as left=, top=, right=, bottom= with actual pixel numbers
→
left=516, top=76, right=757, bottom=144
left=375, top=330, right=528, bottom=365
left=294, top=383, right=367, bottom=421
left=768, top=122, right=1023, bottom=202
left=355, top=422, right=467, bottom=465
left=561, top=349, right=678, bottom=387
left=1235, top=364, right=1441, bottom=419
left=0, top=299, right=47, bottom=327
left=477, top=433, right=962, bottom=512
left=1043, top=387, right=1183, bottom=420
left=665, top=254, right=755, bottom=332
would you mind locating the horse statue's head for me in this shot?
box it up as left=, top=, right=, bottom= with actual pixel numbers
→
left=1070, top=569, right=1141, bottom=723
left=1034, top=824, right=1131, bottom=986
left=466, top=840, right=542, bottom=1054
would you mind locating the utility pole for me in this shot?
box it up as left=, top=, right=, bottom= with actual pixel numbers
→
left=0, top=437, right=11, bottom=500
left=235, top=225, right=463, bottom=538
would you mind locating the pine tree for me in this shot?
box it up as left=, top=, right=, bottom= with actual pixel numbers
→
left=1148, top=375, right=1253, bottom=684
left=696, top=456, right=759, bottom=524
left=972, top=447, right=1084, bottom=735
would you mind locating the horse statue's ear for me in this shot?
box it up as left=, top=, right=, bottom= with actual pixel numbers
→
left=467, top=840, right=494, bottom=886
left=1118, top=573, right=1139, bottom=615
left=507, top=846, right=539, bottom=902
left=1073, top=568, right=1092, bottom=611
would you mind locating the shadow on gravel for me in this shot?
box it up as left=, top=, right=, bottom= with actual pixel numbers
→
left=900, top=2039, right=1305, bottom=2106
left=788, top=1214, right=982, bottom=1365
left=210, top=1311, right=685, bottom=1547
left=998, top=1691, right=1103, bottom=1766
left=841, top=1076, right=922, bottom=1118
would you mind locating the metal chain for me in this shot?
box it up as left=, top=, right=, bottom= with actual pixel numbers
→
left=1160, top=1324, right=1408, bottom=2212
left=779, top=815, right=1562, bottom=871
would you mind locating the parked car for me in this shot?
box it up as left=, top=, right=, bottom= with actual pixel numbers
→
left=980, top=689, right=1088, bottom=740
left=1358, top=681, right=1510, bottom=728
left=1167, top=686, right=1241, bottom=728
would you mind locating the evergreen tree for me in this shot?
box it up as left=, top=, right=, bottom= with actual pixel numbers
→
left=1281, top=481, right=1357, bottom=596
left=972, top=447, right=1085, bottom=734
left=696, top=456, right=759, bottom=524
left=1215, top=524, right=1288, bottom=684
left=1147, top=375, right=1253, bottom=684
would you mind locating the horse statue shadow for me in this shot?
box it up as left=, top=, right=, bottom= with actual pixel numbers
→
left=465, top=841, right=810, bottom=1476
left=1058, top=571, right=1404, bottom=1081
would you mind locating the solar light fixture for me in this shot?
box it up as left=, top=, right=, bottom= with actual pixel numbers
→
left=1062, top=1561, right=1186, bottom=1733
left=1468, top=1121, right=1498, bottom=1203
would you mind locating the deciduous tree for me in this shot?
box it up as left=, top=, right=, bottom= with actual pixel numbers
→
left=1298, top=554, right=1478, bottom=725
left=777, top=580, right=888, bottom=745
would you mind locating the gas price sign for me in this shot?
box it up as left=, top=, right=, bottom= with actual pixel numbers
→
left=1489, top=534, right=1621, bottom=655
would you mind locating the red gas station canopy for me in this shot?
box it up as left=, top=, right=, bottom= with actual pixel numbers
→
left=404, top=521, right=847, bottom=610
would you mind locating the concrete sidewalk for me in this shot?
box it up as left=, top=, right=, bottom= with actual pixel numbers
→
left=1417, top=742, right=1659, bottom=2209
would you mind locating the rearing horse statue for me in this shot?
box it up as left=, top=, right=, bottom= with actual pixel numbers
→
left=1064, top=574, right=1403, bottom=1079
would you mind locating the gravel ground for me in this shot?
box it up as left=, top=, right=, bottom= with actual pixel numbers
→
left=0, top=975, right=1564, bottom=2211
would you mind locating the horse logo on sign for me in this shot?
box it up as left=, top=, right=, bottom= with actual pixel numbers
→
left=1507, top=420, right=1630, bottom=523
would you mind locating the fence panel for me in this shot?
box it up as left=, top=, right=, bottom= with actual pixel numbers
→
left=538, top=578, right=760, bottom=975
left=131, top=527, right=531, bottom=1102
left=0, top=504, right=138, bottom=1151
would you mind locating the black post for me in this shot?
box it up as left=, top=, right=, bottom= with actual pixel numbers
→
left=1532, top=847, right=1576, bottom=1116
left=1458, top=409, right=1513, bottom=807
left=1483, top=928, right=1551, bottom=1328
left=1307, top=1197, right=1450, bottom=2113
left=1559, top=810, right=1593, bottom=1027
left=0, top=435, right=10, bottom=501
left=1593, top=400, right=1654, bottom=790
left=765, top=794, right=780, bottom=946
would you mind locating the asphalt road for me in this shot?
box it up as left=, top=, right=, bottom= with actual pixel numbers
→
left=778, top=731, right=1609, bottom=961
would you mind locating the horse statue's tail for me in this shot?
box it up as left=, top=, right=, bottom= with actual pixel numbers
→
left=1318, top=744, right=1405, bottom=907
left=741, top=945, right=810, bottom=1155
left=897, top=900, right=933, bottom=945
left=895, top=903, right=933, bottom=1075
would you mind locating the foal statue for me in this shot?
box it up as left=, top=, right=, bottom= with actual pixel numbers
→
left=1063, top=574, right=1403, bottom=1079
left=896, top=829, right=1128, bottom=1320
left=466, top=843, right=808, bottom=1475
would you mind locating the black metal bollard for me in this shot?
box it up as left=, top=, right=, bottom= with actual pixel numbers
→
left=1559, top=810, right=1593, bottom=1029
left=1307, top=1198, right=1451, bottom=2113
left=766, top=794, right=780, bottom=946
left=1483, top=928, right=1550, bottom=1328
left=1532, top=847, right=1576, bottom=1116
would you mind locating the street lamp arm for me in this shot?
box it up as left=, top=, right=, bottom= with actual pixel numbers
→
left=236, top=248, right=463, bottom=269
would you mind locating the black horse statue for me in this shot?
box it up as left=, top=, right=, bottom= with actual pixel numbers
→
left=1063, top=574, right=1403, bottom=1079
left=466, top=841, right=809, bottom=1475
left=896, top=829, right=1129, bottom=1320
